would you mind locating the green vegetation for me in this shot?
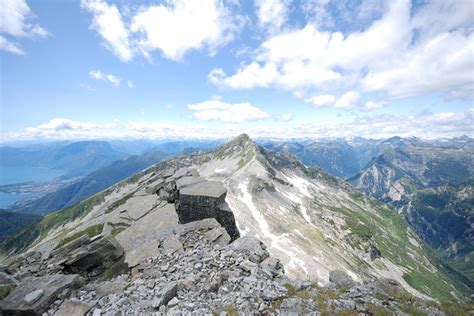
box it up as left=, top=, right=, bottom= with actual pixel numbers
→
left=0, top=187, right=109, bottom=258
left=222, top=305, right=239, bottom=316
left=0, top=210, right=41, bottom=238
left=111, top=227, right=126, bottom=236
left=57, top=224, right=103, bottom=247
left=366, top=303, right=394, bottom=316
left=327, top=192, right=469, bottom=303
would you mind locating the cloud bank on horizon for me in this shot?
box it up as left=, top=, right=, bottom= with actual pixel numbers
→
left=1, top=0, right=473, bottom=141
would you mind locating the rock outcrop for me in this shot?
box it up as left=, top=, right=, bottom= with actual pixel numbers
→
left=1, top=274, right=83, bottom=315
left=176, top=180, right=240, bottom=240
left=145, top=166, right=241, bottom=240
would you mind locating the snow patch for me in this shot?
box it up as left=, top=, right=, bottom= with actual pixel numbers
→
left=237, top=181, right=309, bottom=276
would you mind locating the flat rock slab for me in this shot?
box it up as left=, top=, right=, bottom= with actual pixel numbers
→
left=116, top=204, right=179, bottom=267
left=180, top=181, right=226, bottom=199
left=1, top=274, right=83, bottom=315
left=124, top=195, right=161, bottom=221
left=176, top=176, right=205, bottom=190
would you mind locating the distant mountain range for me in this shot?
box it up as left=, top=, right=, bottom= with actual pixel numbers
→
left=0, top=141, right=129, bottom=178
left=8, top=151, right=169, bottom=215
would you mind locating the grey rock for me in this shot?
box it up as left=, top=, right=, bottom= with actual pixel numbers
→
left=329, top=270, right=354, bottom=288
left=260, top=257, right=283, bottom=277
left=227, top=237, right=269, bottom=263
left=62, top=236, right=126, bottom=278
left=239, top=260, right=257, bottom=272
left=92, top=308, right=102, bottom=316
left=204, top=227, right=231, bottom=246
left=176, top=176, right=205, bottom=189
left=55, top=299, right=94, bottom=315
left=162, top=235, right=184, bottom=255
left=146, top=178, right=166, bottom=194
left=173, top=167, right=200, bottom=179
left=176, top=181, right=240, bottom=240
left=95, top=281, right=128, bottom=298
left=152, top=282, right=179, bottom=308
left=2, top=274, right=83, bottom=315
left=280, top=297, right=303, bottom=315
left=168, top=297, right=179, bottom=307
left=24, top=288, right=44, bottom=305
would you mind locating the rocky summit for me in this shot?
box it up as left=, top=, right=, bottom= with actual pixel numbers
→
left=0, top=135, right=471, bottom=315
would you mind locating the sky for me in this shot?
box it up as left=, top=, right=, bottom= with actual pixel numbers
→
left=0, top=0, right=473, bottom=141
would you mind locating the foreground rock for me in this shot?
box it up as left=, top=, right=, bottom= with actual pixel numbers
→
left=1, top=274, right=83, bottom=315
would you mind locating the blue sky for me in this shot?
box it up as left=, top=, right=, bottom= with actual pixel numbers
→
left=1, top=0, right=473, bottom=140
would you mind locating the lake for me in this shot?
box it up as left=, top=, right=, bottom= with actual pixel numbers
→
left=0, top=165, right=67, bottom=208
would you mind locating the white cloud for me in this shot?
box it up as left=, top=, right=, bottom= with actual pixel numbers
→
left=0, top=35, right=24, bottom=55
left=27, top=118, right=108, bottom=132
left=81, top=0, right=132, bottom=61
left=275, top=113, right=293, bottom=122
left=89, top=69, right=121, bottom=86
left=255, top=0, right=291, bottom=33
left=334, top=91, right=359, bottom=109
left=5, top=109, right=472, bottom=141
left=0, top=0, right=49, bottom=54
left=81, top=0, right=244, bottom=62
left=306, top=94, right=336, bottom=107
left=210, top=0, right=474, bottom=107
left=127, top=80, right=135, bottom=88
left=188, top=100, right=271, bottom=122
left=364, top=101, right=385, bottom=110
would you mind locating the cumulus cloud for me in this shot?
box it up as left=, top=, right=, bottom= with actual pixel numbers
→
left=255, top=0, right=291, bottom=34
left=188, top=100, right=271, bottom=122
left=4, top=108, right=472, bottom=141
left=24, top=118, right=113, bottom=134
left=306, top=94, right=336, bottom=107
left=0, top=0, right=49, bottom=55
left=364, top=101, right=385, bottom=110
left=81, top=0, right=132, bottom=61
left=210, top=0, right=474, bottom=107
left=81, top=0, right=244, bottom=61
left=334, top=91, right=359, bottom=109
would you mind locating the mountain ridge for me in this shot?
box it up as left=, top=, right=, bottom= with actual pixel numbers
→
left=0, top=134, right=471, bottom=308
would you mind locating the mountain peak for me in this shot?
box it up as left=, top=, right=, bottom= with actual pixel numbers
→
left=211, top=133, right=257, bottom=162
left=231, top=133, right=251, bottom=144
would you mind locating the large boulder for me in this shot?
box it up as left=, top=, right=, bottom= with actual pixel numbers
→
left=176, top=181, right=240, bottom=240
left=62, top=236, right=126, bottom=278
left=1, top=274, right=83, bottom=315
